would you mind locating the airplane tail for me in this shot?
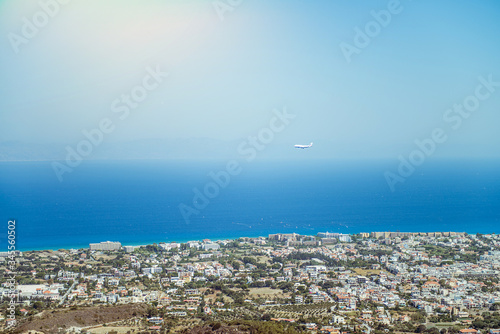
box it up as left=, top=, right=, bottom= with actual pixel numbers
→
left=310, top=142, right=313, bottom=147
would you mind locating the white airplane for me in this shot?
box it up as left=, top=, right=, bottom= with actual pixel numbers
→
left=294, top=142, right=313, bottom=149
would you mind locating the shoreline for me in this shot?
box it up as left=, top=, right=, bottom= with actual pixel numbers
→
left=16, top=234, right=266, bottom=252
left=14, top=230, right=476, bottom=253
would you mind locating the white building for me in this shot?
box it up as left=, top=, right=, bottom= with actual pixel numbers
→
left=89, top=241, right=121, bottom=251
left=187, top=241, right=201, bottom=248
left=142, top=266, right=163, bottom=275
left=202, top=243, right=220, bottom=251
left=338, top=234, right=352, bottom=243
left=123, top=245, right=139, bottom=253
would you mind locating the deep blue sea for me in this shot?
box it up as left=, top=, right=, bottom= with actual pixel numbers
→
left=1, top=159, right=499, bottom=251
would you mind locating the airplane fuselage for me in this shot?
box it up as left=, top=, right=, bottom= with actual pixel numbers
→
left=294, top=142, right=313, bottom=149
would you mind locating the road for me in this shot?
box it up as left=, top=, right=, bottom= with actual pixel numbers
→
left=58, top=281, right=77, bottom=305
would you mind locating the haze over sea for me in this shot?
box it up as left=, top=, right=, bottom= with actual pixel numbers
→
left=1, top=159, right=499, bottom=251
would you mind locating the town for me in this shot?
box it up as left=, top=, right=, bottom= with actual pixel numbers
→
left=2, top=232, right=500, bottom=334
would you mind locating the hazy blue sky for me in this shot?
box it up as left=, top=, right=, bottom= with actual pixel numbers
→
left=1, top=0, right=499, bottom=159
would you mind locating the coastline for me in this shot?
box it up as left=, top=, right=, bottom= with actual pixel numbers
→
left=14, top=230, right=475, bottom=253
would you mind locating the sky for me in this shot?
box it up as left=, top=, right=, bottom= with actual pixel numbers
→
left=0, top=0, right=499, bottom=159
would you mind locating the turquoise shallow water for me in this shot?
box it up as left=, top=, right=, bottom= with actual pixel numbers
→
left=1, top=159, right=499, bottom=251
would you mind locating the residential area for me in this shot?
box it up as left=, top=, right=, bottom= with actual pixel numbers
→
left=2, top=232, right=500, bottom=334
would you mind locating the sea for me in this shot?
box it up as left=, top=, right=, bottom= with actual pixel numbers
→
left=1, top=159, right=499, bottom=251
